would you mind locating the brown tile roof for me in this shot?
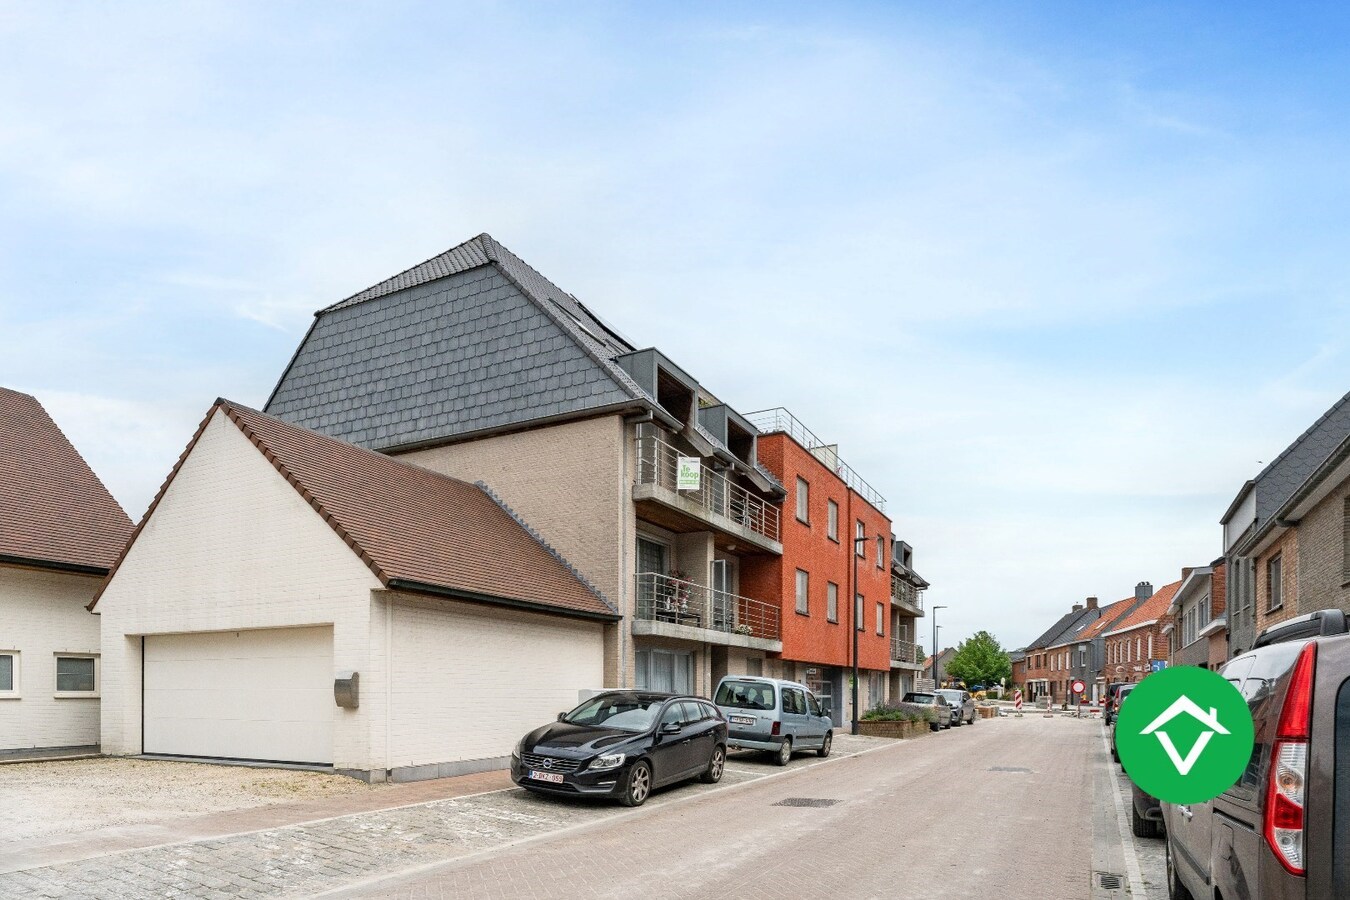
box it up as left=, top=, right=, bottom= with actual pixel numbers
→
left=0, top=387, right=132, bottom=573
left=1076, top=598, right=1140, bottom=641
left=1104, top=580, right=1183, bottom=636
left=92, top=399, right=617, bottom=621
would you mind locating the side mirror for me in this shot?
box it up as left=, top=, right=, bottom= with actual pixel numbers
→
left=660, top=722, right=681, bottom=735
left=557, top=712, right=567, bottom=722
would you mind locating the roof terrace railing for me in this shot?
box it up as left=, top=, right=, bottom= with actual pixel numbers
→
left=744, top=407, right=886, bottom=512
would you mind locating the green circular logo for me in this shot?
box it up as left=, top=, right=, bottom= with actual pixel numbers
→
left=1116, top=666, right=1254, bottom=804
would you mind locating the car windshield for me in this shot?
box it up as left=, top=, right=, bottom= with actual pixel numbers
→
left=562, top=695, right=665, bottom=732
left=903, top=693, right=937, bottom=705
left=715, top=681, right=777, bottom=710
left=937, top=691, right=963, bottom=704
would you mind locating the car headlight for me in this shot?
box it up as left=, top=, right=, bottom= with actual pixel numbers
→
left=512, top=739, right=523, bottom=759
left=588, top=752, right=626, bottom=771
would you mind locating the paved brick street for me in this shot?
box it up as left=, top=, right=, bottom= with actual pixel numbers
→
left=0, top=720, right=1167, bottom=899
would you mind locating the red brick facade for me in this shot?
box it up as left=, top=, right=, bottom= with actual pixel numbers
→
left=1103, top=581, right=1180, bottom=684
left=742, top=433, right=892, bottom=675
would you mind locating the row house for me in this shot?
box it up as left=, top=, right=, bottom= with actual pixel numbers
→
left=1162, top=561, right=1227, bottom=671
left=1016, top=600, right=1101, bottom=703
left=1221, top=389, right=1350, bottom=656
left=1101, top=580, right=1181, bottom=685
left=1045, top=587, right=1150, bottom=704
left=263, top=234, right=927, bottom=726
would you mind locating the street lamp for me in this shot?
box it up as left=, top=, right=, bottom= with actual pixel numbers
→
left=851, top=529, right=868, bottom=736
left=931, top=605, right=948, bottom=688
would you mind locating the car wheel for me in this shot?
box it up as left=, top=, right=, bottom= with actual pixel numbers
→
left=817, top=731, right=833, bottom=758
left=953, top=717, right=963, bottom=727
left=1166, top=838, right=1193, bottom=900
left=700, top=745, right=725, bottom=784
left=1111, top=741, right=1119, bottom=762
left=619, top=760, right=652, bottom=807
left=773, top=738, right=793, bottom=766
left=1131, top=804, right=1160, bottom=839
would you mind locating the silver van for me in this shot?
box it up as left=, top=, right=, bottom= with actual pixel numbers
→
left=713, top=676, right=834, bottom=765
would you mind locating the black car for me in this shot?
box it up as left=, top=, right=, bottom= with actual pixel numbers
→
left=511, top=691, right=728, bottom=807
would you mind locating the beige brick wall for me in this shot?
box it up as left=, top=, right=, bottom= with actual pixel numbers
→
left=1255, top=529, right=1299, bottom=635
left=397, top=415, right=633, bottom=686
left=1294, top=477, right=1350, bottom=618
left=96, top=410, right=384, bottom=766
left=0, top=566, right=102, bottom=752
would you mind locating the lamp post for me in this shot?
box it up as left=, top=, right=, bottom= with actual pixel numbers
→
left=851, top=530, right=867, bottom=735
left=931, top=605, right=948, bottom=688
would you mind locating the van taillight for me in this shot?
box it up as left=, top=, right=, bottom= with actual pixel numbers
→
left=1265, top=642, right=1316, bottom=876
left=770, top=721, right=781, bottom=736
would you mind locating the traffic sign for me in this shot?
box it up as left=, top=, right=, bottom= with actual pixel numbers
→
left=1071, top=679, right=1085, bottom=695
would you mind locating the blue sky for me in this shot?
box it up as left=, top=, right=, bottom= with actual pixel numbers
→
left=3, top=2, right=1347, bottom=651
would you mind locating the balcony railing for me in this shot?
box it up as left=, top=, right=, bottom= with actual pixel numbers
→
left=635, top=572, right=781, bottom=642
left=743, top=407, right=886, bottom=512
left=635, top=433, right=780, bottom=543
left=891, top=575, right=924, bottom=611
left=891, top=638, right=922, bottom=664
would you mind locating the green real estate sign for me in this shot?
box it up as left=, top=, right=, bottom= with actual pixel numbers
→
left=1115, top=666, right=1254, bottom=804
left=676, top=456, right=701, bottom=491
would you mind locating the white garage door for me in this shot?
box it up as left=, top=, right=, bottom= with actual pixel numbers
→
left=144, top=627, right=334, bottom=765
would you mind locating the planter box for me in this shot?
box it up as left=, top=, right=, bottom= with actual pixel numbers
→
left=857, top=719, right=931, bottom=740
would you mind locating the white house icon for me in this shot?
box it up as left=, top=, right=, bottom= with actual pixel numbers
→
left=1139, top=696, right=1230, bottom=776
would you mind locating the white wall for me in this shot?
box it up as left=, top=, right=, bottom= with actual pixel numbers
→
left=0, top=566, right=102, bottom=751
left=96, top=410, right=382, bottom=767
left=382, top=591, right=604, bottom=769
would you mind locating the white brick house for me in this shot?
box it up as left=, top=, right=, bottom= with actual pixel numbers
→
left=94, top=400, right=617, bottom=782
left=0, top=388, right=132, bottom=756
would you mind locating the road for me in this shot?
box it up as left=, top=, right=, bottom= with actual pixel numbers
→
left=328, top=715, right=1137, bottom=900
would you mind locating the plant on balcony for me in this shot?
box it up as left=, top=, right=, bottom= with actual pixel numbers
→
left=733, top=623, right=753, bottom=635
left=665, top=569, right=693, bottom=612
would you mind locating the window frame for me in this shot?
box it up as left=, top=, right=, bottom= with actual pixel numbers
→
left=0, top=650, right=18, bottom=698
left=855, top=593, right=864, bottom=632
left=795, top=568, right=810, bottom=617
left=795, top=477, right=810, bottom=525
left=826, top=582, right=839, bottom=624
left=1267, top=553, right=1283, bottom=612
left=827, top=500, right=839, bottom=542
left=53, top=653, right=99, bottom=698
left=876, top=536, right=885, bottom=569
left=855, top=520, right=866, bottom=557
left=875, top=601, right=885, bottom=635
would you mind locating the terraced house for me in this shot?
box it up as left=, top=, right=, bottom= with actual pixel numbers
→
left=265, top=234, right=925, bottom=718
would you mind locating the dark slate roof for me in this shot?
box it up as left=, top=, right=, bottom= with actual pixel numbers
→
left=0, top=387, right=132, bottom=573
left=1026, top=606, right=1101, bottom=652
left=1252, top=390, right=1350, bottom=532
left=92, top=400, right=617, bottom=621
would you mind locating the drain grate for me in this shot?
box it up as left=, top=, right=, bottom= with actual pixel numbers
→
left=773, top=798, right=841, bottom=808
left=1096, top=872, right=1124, bottom=890
left=989, top=766, right=1033, bottom=773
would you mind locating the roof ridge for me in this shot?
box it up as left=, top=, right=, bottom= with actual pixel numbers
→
left=321, top=234, right=494, bottom=313
left=1254, top=388, right=1350, bottom=482
left=474, top=481, right=619, bottom=615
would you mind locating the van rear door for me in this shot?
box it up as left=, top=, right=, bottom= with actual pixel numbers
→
left=714, top=678, right=779, bottom=745
left=1311, top=635, right=1350, bottom=899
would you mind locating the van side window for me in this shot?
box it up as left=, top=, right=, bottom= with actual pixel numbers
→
left=783, top=688, right=805, bottom=715
left=806, top=693, right=822, bottom=717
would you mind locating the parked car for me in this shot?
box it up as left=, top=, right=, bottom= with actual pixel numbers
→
left=1163, top=608, right=1349, bottom=900
left=1103, top=682, right=1129, bottom=725
left=936, top=688, right=976, bottom=726
left=1109, top=683, right=1137, bottom=764
left=511, top=690, right=727, bottom=807
left=901, top=691, right=952, bottom=730
left=713, top=676, right=833, bottom=765
left=1130, top=779, right=1164, bottom=839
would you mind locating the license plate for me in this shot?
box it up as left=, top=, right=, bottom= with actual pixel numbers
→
left=729, top=715, right=756, bottom=725
left=529, top=770, right=565, bottom=784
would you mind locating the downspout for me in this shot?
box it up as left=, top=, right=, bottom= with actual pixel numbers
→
left=385, top=595, right=393, bottom=782
left=621, top=412, right=655, bottom=689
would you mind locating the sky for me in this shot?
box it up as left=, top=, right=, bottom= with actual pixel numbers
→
left=3, top=2, right=1349, bottom=652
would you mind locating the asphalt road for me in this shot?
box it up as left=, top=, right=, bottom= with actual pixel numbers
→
left=331, top=715, right=1112, bottom=900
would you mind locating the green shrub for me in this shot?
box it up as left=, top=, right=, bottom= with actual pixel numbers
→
left=860, top=702, right=937, bottom=724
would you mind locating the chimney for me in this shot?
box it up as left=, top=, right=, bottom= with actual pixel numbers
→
left=1135, top=581, right=1153, bottom=602
left=1072, top=602, right=1084, bottom=613
left=1086, top=596, right=1099, bottom=610
left=1181, top=566, right=1195, bottom=581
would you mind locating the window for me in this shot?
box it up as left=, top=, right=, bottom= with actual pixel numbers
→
left=0, top=652, right=14, bottom=693
left=875, top=602, right=884, bottom=635
left=1135, top=638, right=1142, bottom=661
left=827, top=500, right=839, bottom=541
left=855, top=521, right=866, bottom=556
left=876, top=536, right=885, bottom=569
left=795, top=477, right=810, bottom=523
left=795, top=569, right=810, bottom=616
left=636, top=649, right=693, bottom=693
left=1343, top=497, right=1350, bottom=580
left=782, top=687, right=806, bottom=715
left=827, top=582, right=839, bottom=623
left=855, top=593, right=864, bottom=631
left=55, top=656, right=96, bottom=694
left=1267, top=554, right=1283, bottom=611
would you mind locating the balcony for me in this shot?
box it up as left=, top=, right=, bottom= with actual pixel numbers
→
left=744, top=407, right=886, bottom=513
left=890, top=639, right=923, bottom=668
left=891, top=576, right=925, bottom=615
left=632, top=572, right=783, bottom=652
left=634, top=433, right=782, bottom=554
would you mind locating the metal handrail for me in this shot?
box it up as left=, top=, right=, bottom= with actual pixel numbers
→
left=890, top=638, right=921, bottom=664
left=634, top=572, right=781, bottom=642
left=635, top=434, right=781, bottom=543
left=891, top=575, right=925, bottom=611
left=743, top=407, right=886, bottom=512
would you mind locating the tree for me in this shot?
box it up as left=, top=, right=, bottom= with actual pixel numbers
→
left=944, top=631, right=1012, bottom=688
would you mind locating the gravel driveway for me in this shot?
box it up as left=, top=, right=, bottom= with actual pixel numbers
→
left=0, top=758, right=370, bottom=842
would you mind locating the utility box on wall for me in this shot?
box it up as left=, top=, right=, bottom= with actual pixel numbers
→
left=334, top=671, right=359, bottom=709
